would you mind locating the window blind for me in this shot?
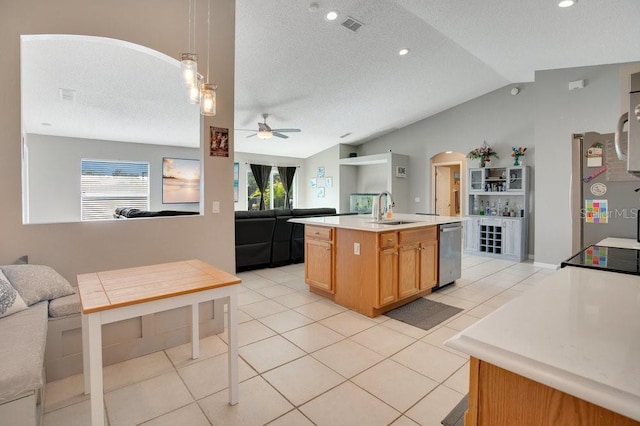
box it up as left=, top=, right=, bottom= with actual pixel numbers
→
left=81, top=160, right=150, bottom=221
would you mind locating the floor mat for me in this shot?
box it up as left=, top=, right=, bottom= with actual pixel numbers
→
left=385, top=297, right=463, bottom=332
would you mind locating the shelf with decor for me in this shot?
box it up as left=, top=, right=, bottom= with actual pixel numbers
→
left=465, top=166, right=529, bottom=261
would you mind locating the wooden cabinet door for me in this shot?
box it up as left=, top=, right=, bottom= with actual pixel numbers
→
left=377, top=247, right=398, bottom=307
left=305, top=238, right=334, bottom=293
left=398, top=243, right=420, bottom=298
left=419, top=240, right=438, bottom=289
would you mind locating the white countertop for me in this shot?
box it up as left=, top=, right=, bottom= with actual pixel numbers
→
left=445, top=266, right=640, bottom=422
left=289, top=213, right=463, bottom=232
left=598, top=237, right=640, bottom=250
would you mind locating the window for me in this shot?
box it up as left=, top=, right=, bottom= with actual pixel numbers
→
left=81, top=159, right=150, bottom=220
left=247, top=167, right=295, bottom=210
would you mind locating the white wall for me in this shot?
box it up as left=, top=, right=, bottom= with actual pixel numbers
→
left=26, top=134, right=200, bottom=223
left=0, top=0, right=236, bottom=281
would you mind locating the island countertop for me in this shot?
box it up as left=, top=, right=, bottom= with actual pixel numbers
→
left=289, top=213, right=463, bottom=232
left=445, top=266, right=640, bottom=422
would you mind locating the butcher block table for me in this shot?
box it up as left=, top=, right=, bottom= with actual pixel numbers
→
left=77, top=259, right=241, bottom=426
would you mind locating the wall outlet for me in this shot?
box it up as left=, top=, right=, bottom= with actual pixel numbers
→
left=415, top=197, right=421, bottom=203
left=212, top=201, right=220, bottom=213
left=353, top=242, right=360, bottom=255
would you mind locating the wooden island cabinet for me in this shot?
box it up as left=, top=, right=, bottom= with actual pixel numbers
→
left=305, top=222, right=440, bottom=317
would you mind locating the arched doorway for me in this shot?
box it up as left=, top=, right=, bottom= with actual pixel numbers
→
left=430, top=152, right=467, bottom=217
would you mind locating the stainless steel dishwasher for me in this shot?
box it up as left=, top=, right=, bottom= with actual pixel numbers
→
left=437, top=222, right=462, bottom=289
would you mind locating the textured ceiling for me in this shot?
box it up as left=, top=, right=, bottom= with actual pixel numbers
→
left=21, top=1, right=640, bottom=157
left=234, top=0, right=640, bottom=158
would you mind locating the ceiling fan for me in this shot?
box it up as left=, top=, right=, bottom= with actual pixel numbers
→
left=239, top=113, right=301, bottom=140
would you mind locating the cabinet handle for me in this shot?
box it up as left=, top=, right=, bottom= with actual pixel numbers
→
left=392, top=252, right=399, bottom=256
left=314, top=232, right=320, bottom=235
left=387, top=238, right=394, bottom=242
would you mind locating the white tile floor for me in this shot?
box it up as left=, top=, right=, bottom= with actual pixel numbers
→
left=43, top=254, right=556, bottom=426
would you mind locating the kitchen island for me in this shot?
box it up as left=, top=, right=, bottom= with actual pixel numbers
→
left=445, top=266, right=640, bottom=425
left=290, top=213, right=463, bottom=317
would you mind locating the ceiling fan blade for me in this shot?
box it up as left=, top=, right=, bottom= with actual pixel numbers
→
left=235, top=129, right=256, bottom=132
left=245, top=133, right=257, bottom=138
left=271, top=128, right=301, bottom=133
left=272, top=132, right=289, bottom=139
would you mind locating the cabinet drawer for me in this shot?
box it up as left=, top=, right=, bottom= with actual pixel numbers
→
left=379, top=232, right=397, bottom=248
left=399, top=227, right=437, bottom=244
left=305, top=225, right=333, bottom=241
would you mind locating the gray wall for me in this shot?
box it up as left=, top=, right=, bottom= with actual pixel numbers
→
left=533, top=62, right=640, bottom=265
left=302, top=144, right=343, bottom=210
left=357, top=62, right=640, bottom=265
left=26, top=134, right=200, bottom=223
left=0, top=0, right=236, bottom=281
left=358, top=82, right=536, bottom=255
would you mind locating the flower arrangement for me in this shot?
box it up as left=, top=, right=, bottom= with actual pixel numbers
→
left=511, top=147, right=527, bottom=166
left=467, top=141, right=499, bottom=167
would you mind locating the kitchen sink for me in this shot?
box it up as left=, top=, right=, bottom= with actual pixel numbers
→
left=368, top=220, right=417, bottom=225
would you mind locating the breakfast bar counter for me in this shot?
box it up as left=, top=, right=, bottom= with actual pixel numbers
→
left=445, top=266, right=640, bottom=425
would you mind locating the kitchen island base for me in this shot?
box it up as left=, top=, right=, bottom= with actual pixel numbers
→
left=465, top=357, right=640, bottom=426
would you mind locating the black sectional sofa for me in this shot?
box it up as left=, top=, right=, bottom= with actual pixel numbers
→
left=235, top=207, right=351, bottom=272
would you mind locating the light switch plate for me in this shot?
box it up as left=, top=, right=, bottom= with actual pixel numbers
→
left=354, top=242, right=360, bottom=255
left=212, top=201, right=220, bottom=213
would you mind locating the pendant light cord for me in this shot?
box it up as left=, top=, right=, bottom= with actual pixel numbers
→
left=206, top=0, right=211, bottom=83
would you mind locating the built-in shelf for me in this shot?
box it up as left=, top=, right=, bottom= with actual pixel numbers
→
left=338, top=153, right=391, bottom=166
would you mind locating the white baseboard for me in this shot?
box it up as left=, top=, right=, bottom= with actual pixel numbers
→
left=533, top=261, right=560, bottom=270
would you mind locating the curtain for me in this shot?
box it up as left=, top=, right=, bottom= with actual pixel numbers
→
left=250, top=164, right=271, bottom=210
left=278, top=166, right=297, bottom=209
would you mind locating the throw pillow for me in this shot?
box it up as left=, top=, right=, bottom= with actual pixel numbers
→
left=0, top=264, right=75, bottom=306
left=0, top=270, right=28, bottom=318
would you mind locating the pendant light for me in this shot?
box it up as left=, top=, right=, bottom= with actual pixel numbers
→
left=180, top=0, right=199, bottom=103
left=200, top=0, right=217, bottom=116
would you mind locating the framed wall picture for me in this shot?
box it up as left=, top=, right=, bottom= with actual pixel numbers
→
left=317, top=187, right=325, bottom=198
left=325, top=177, right=333, bottom=188
left=162, top=157, right=200, bottom=203
left=210, top=126, right=229, bottom=157
left=233, top=162, right=239, bottom=202
left=310, top=178, right=317, bottom=188
left=396, top=166, right=407, bottom=178
left=317, top=166, right=325, bottom=177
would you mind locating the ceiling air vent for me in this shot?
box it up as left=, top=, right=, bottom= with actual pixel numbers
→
left=59, top=88, right=76, bottom=102
left=341, top=17, right=364, bottom=32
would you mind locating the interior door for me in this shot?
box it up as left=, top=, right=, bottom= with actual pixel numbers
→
left=435, top=166, right=451, bottom=216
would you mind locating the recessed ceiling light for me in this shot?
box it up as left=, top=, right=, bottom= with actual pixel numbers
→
left=325, top=10, right=338, bottom=21
left=398, top=48, right=410, bottom=56
left=558, top=0, right=576, bottom=7
left=445, top=151, right=453, bottom=154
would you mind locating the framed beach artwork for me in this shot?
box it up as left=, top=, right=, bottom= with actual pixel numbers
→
left=162, top=157, right=201, bottom=203
left=233, top=162, right=239, bottom=202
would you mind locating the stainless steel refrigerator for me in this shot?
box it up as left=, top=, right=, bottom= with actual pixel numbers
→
left=572, top=131, right=640, bottom=250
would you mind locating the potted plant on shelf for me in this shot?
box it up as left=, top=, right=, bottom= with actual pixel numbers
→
left=512, top=146, right=527, bottom=166
left=467, top=141, right=499, bottom=167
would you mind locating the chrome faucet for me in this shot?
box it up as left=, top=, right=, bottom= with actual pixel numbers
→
left=375, top=191, right=394, bottom=221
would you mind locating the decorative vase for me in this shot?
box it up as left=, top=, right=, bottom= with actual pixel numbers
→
left=479, top=158, right=486, bottom=167
left=514, top=156, right=524, bottom=167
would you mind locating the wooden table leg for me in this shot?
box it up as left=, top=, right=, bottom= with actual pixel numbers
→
left=227, top=291, right=239, bottom=405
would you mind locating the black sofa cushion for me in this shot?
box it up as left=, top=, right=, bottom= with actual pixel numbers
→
left=234, top=210, right=277, bottom=271
left=115, top=207, right=198, bottom=218
left=271, top=209, right=294, bottom=267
